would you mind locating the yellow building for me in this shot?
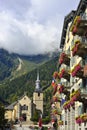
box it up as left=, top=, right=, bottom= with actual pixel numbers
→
left=5, top=71, right=43, bottom=123
left=5, top=94, right=32, bottom=122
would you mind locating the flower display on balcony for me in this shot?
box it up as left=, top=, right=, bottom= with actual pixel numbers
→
left=59, top=69, right=65, bottom=78
left=58, top=120, right=63, bottom=126
left=59, top=68, right=70, bottom=80
left=70, top=90, right=80, bottom=101
left=53, top=72, right=59, bottom=79
left=76, top=114, right=87, bottom=124
left=59, top=53, right=66, bottom=64
left=70, top=99, right=75, bottom=106
left=76, top=116, right=82, bottom=124
left=71, top=64, right=82, bottom=77
left=70, top=16, right=81, bottom=31
left=81, top=114, right=87, bottom=122
left=53, top=84, right=58, bottom=95
left=72, top=26, right=78, bottom=35
left=58, top=84, right=64, bottom=94
left=59, top=52, right=70, bottom=65
left=53, top=95, right=61, bottom=102
left=71, top=40, right=80, bottom=56
left=53, top=108, right=61, bottom=115
left=70, top=16, right=81, bottom=35
left=63, top=90, right=80, bottom=110
left=63, top=100, right=71, bottom=110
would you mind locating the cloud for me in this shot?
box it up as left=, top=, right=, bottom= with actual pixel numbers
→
left=0, top=0, right=80, bottom=55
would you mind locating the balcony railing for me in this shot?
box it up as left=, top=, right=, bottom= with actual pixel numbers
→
left=59, top=68, right=70, bottom=81
left=53, top=85, right=58, bottom=95
left=71, top=63, right=83, bottom=78
left=58, top=120, right=63, bottom=126
left=52, top=108, right=62, bottom=115
left=76, top=113, right=87, bottom=124
left=59, top=52, right=70, bottom=66
left=53, top=95, right=61, bottom=102
left=70, top=14, right=87, bottom=36
left=57, top=84, right=64, bottom=94
left=71, top=39, right=87, bottom=57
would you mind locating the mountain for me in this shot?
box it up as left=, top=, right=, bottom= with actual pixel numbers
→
left=0, top=49, right=58, bottom=81
left=0, top=49, right=16, bottom=81
left=0, top=56, right=59, bottom=103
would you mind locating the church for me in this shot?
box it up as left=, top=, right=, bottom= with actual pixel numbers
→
left=5, top=72, right=43, bottom=122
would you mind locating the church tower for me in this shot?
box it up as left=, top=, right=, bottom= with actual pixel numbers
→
left=33, top=70, right=43, bottom=114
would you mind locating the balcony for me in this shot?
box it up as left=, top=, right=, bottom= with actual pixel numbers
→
left=76, top=114, right=87, bottom=124
left=59, top=68, right=70, bottom=81
left=63, top=100, right=71, bottom=110
left=53, top=72, right=59, bottom=79
left=58, top=120, right=63, bottom=126
left=57, top=84, right=64, bottom=94
left=52, top=108, right=62, bottom=115
left=71, top=64, right=83, bottom=78
left=53, top=85, right=58, bottom=95
left=59, top=52, right=70, bottom=66
left=70, top=89, right=80, bottom=101
left=70, top=14, right=87, bottom=36
left=53, top=95, right=61, bottom=103
left=71, top=39, right=87, bottom=57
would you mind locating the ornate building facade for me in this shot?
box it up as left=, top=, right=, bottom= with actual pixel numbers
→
left=51, top=0, right=87, bottom=130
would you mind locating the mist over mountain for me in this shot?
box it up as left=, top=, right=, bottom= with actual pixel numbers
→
left=0, top=48, right=59, bottom=81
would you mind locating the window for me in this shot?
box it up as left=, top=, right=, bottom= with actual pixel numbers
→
left=24, top=97, right=26, bottom=100
left=38, top=92, right=40, bottom=97
left=65, top=121, right=67, bottom=125
left=21, top=104, right=28, bottom=110
left=84, top=122, right=86, bottom=126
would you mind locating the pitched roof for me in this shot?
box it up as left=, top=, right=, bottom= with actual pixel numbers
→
left=5, top=101, right=17, bottom=110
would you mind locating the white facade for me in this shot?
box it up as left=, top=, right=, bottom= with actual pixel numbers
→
left=52, top=1, right=87, bottom=130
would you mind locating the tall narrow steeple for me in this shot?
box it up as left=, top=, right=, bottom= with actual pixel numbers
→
left=35, top=70, right=40, bottom=91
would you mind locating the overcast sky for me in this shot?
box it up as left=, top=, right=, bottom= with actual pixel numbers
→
left=0, top=0, right=80, bottom=55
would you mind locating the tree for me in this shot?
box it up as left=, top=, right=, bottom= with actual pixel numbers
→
left=31, top=109, right=40, bottom=122
left=0, top=103, right=7, bottom=126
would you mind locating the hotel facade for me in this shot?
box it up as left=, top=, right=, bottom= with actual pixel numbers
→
left=51, top=0, right=87, bottom=130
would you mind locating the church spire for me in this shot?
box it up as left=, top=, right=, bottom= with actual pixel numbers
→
left=35, top=69, right=40, bottom=91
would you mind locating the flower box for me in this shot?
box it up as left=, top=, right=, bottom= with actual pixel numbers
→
left=76, top=114, right=87, bottom=124
left=53, top=72, right=59, bottom=79
left=71, top=64, right=81, bottom=77
left=59, top=69, right=65, bottom=78
left=58, top=120, right=63, bottom=125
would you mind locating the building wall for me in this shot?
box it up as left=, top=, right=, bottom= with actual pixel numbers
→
left=5, top=95, right=32, bottom=122
left=19, top=95, right=32, bottom=121
left=33, top=92, right=43, bottom=114
left=55, top=1, right=87, bottom=130
left=5, top=110, right=13, bottom=121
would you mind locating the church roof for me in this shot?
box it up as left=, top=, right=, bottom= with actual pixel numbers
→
left=5, top=101, right=17, bottom=110
left=5, top=93, right=31, bottom=110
